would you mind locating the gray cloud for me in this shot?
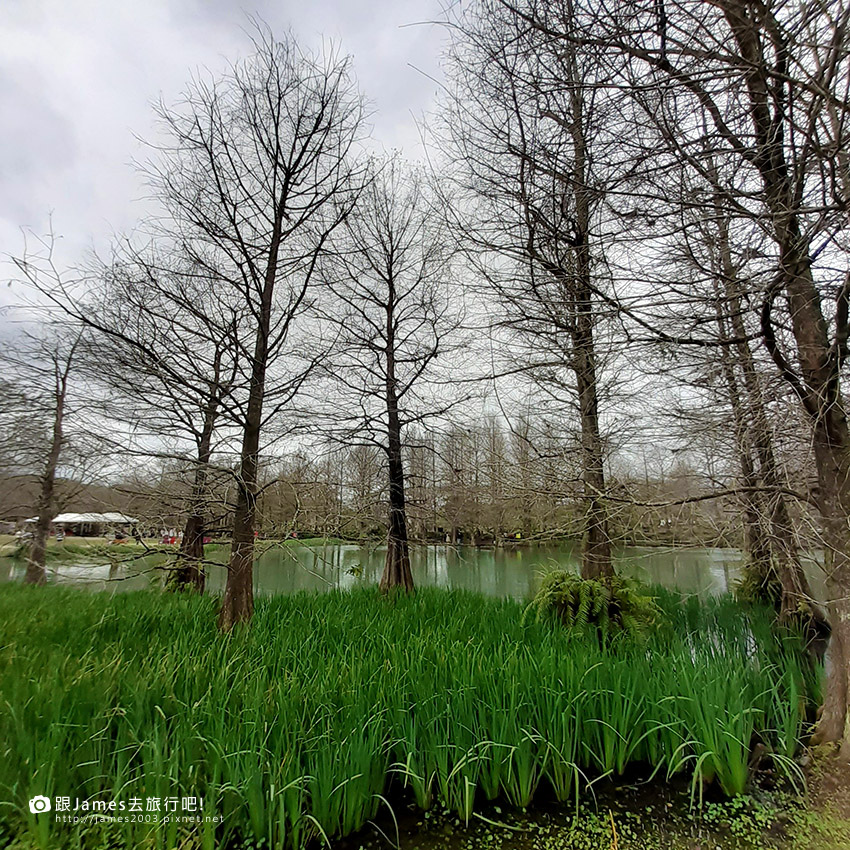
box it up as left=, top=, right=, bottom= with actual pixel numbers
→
left=0, top=0, right=446, bottom=286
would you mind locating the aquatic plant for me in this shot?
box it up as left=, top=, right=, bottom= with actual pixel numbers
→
left=0, top=584, right=818, bottom=849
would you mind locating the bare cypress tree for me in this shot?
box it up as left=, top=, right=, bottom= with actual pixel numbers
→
left=316, top=156, right=463, bottom=592
left=699, top=194, right=822, bottom=629
left=627, top=144, right=827, bottom=629
left=13, top=232, right=246, bottom=592
left=84, top=250, right=245, bottom=592
left=0, top=319, right=86, bottom=585
left=437, top=0, right=622, bottom=578
left=515, top=0, right=850, bottom=752
left=142, top=25, right=367, bottom=628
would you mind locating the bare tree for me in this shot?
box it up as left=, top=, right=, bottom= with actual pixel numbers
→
left=512, top=0, right=850, bottom=751
left=316, top=156, right=462, bottom=592
left=0, top=322, right=83, bottom=584
left=624, top=147, right=827, bottom=628
left=688, top=186, right=823, bottom=628
left=437, top=0, right=624, bottom=578
left=84, top=249, right=245, bottom=591
left=11, top=227, right=249, bottom=592
left=143, top=24, right=367, bottom=628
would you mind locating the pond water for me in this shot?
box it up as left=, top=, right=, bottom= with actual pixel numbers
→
left=0, top=541, right=769, bottom=599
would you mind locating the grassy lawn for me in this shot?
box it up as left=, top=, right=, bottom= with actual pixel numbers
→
left=0, top=583, right=827, bottom=848
left=0, top=536, right=356, bottom=563
left=0, top=536, right=162, bottom=560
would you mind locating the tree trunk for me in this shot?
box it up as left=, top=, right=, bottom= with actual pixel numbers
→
left=760, top=191, right=850, bottom=750
left=575, top=329, right=612, bottom=580
left=382, top=436, right=414, bottom=593
left=27, top=497, right=53, bottom=586
left=219, top=461, right=258, bottom=629
left=172, top=512, right=207, bottom=592
left=817, top=596, right=850, bottom=754
left=808, top=425, right=850, bottom=757
left=713, top=3, right=849, bottom=746
left=27, top=483, right=55, bottom=586
left=570, top=82, right=612, bottom=581
left=219, top=374, right=263, bottom=630
left=714, top=320, right=773, bottom=584
left=379, top=290, right=414, bottom=593
left=218, top=224, right=281, bottom=630
left=25, top=373, right=67, bottom=586
left=170, top=367, right=222, bottom=593
left=710, top=211, right=824, bottom=628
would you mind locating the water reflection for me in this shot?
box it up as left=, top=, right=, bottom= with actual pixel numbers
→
left=205, top=542, right=747, bottom=600
left=1, top=542, right=752, bottom=599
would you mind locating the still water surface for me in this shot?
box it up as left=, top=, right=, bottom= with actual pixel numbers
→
left=1, top=542, right=767, bottom=599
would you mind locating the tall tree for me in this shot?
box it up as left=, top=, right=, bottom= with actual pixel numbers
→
left=317, top=157, right=462, bottom=592
left=144, top=24, right=366, bottom=627
left=528, top=0, right=850, bottom=752
left=87, top=250, right=244, bottom=592
left=691, top=189, right=822, bottom=628
left=0, top=323, right=83, bottom=585
left=636, top=153, right=826, bottom=628
left=13, top=234, right=246, bottom=592
left=438, top=0, right=622, bottom=577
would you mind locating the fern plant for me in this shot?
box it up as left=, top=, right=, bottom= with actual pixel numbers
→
left=525, top=570, right=660, bottom=639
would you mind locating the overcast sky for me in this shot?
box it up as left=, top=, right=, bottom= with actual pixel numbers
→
left=0, top=0, right=447, bottom=276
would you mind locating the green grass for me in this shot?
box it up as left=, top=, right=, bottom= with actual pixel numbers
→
left=0, top=537, right=170, bottom=562
left=45, top=541, right=173, bottom=562
left=0, top=536, right=351, bottom=565
left=0, top=585, right=820, bottom=850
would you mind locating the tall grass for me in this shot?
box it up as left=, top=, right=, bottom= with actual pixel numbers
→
left=0, top=584, right=819, bottom=849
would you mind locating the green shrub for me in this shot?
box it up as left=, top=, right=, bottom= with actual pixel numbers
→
left=524, top=570, right=661, bottom=638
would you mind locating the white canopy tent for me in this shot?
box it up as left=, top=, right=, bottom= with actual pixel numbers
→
left=25, top=512, right=138, bottom=525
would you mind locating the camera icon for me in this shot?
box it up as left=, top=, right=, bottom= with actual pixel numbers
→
left=29, top=796, right=52, bottom=814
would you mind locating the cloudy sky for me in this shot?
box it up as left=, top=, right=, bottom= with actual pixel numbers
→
left=0, top=0, right=447, bottom=273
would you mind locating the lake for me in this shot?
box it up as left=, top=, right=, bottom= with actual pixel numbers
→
left=0, top=541, right=773, bottom=599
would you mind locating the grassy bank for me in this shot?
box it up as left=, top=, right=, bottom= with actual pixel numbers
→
left=0, top=585, right=819, bottom=849
left=0, top=537, right=172, bottom=562
left=0, top=536, right=356, bottom=564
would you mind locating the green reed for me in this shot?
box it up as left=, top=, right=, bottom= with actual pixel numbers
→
left=0, top=583, right=819, bottom=849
